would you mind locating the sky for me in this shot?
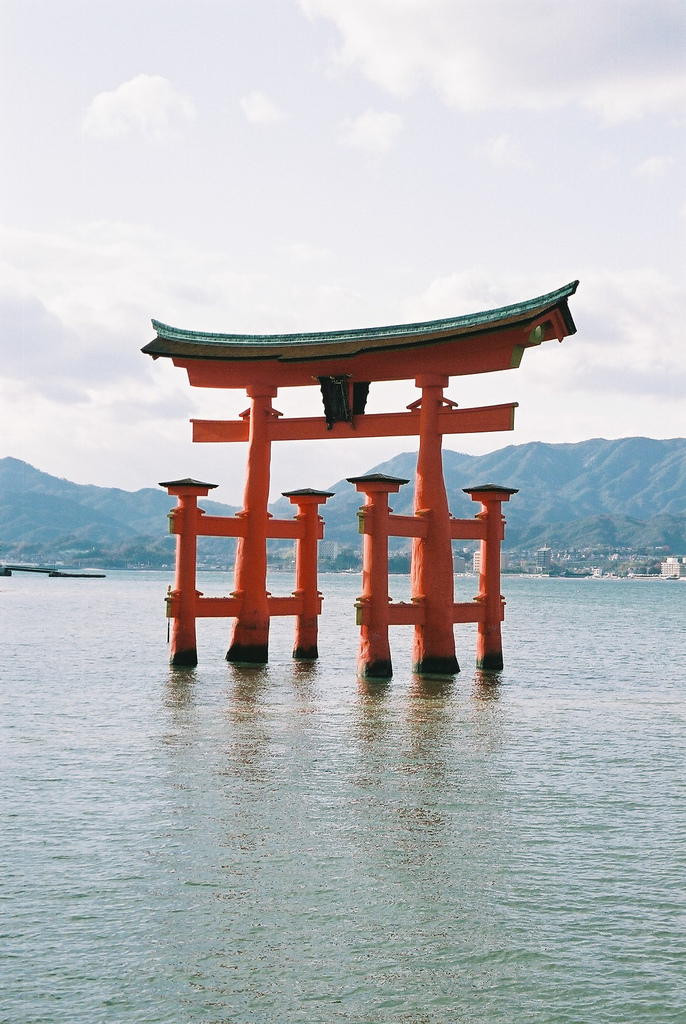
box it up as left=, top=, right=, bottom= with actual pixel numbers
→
left=1, top=0, right=685, bottom=504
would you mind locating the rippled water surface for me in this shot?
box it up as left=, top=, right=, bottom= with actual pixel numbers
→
left=3, top=571, right=685, bottom=1023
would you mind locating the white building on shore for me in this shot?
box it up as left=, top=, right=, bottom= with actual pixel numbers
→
left=660, top=556, right=685, bottom=578
left=472, top=551, right=509, bottom=573
left=536, top=546, right=552, bottom=572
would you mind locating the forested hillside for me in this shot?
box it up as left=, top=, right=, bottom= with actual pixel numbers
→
left=2, top=436, right=686, bottom=564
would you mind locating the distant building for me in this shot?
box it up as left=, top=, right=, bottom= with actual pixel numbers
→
left=454, top=555, right=467, bottom=573
left=536, top=546, right=552, bottom=571
left=319, top=541, right=340, bottom=560
left=472, top=550, right=508, bottom=573
left=661, top=556, right=684, bottom=579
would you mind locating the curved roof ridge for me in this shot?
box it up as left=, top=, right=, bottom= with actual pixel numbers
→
left=149, top=280, right=578, bottom=348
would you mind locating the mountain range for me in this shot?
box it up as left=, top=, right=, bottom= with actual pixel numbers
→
left=296, top=436, right=686, bottom=551
left=0, top=458, right=239, bottom=566
left=2, top=436, right=686, bottom=564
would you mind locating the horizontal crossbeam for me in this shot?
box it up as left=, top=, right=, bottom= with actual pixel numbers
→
left=268, top=595, right=306, bottom=615
left=191, top=402, right=517, bottom=444
left=168, top=593, right=314, bottom=619
left=355, top=599, right=493, bottom=626
left=452, top=602, right=486, bottom=624
left=388, top=602, right=425, bottom=626
left=355, top=600, right=427, bottom=627
left=357, top=510, right=490, bottom=542
left=196, top=596, right=240, bottom=617
left=356, top=511, right=429, bottom=538
left=450, top=518, right=487, bottom=541
left=389, top=514, right=429, bottom=538
left=169, top=512, right=320, bottom=541
left=195, top=514, right=246, bottom=538
left=452, top=599, right=504, bottom=623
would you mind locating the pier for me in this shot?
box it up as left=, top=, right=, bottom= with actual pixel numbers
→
left=0, top=564, right=106, bottom=578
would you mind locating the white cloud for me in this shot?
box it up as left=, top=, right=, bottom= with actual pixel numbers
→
left=239, top=91, right=285, bottom=124
left=582, top=75, right=686, bottom=124
left=337, top=108, right=403, bottom=152
left=396, top=267, right=686, bottom=456
left=401, top=271, right=516, bottom=322
left=283, top=242, right=333, bottom=262
left=481, top=133, right=531, bottom=169
left=565, top=270, right=686, bottom=397
left=633, top=156, right=673, bottom=179
left=0, top=221, right=380, bottom=486
left=405, top=268, right=686, bottom=402
left=300, top=0, right=686, bottom=122
left=0, top=222, right=270, bottom=490
left=3, top=220, right=685, bottom=493
left=0, top=219, right=432, bottom=493
left=0, top=222, right=247, bottom=402
left=82, top=74, right=195, bottom=141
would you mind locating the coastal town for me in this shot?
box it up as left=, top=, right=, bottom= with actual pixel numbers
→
left=301, top=542, right=686, bottom=579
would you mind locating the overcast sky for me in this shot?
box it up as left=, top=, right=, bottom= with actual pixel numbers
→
left=1, top=0, right=684, bottom=503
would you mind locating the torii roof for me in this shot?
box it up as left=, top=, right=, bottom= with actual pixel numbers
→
left=142, top=281, right=578, bottom=389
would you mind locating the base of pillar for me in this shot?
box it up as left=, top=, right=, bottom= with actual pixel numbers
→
left=413, top=654, right=459, bottom=677
left=226, top=642, right=269, bottom=664
left=293, top=645, right=318, bottom=660
left=170, top=648, right=198, bottom=667
left=476, top=652, right=503, bottom=671
left=358, top=658, right=393, bottom=679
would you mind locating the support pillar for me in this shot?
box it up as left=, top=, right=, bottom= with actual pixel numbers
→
left=348, top=473, right=409, bottom=679
left=227, top=385, right=277, bottom=664
left=161, top=478, right=218, bottom=667
left=412, top=375, right=459, bottom=675
left=464, top=485, right=518, bottom=670
left=283, top=488, right=334, bottom=659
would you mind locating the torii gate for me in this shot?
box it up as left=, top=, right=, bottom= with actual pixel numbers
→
left=143, top=281, right=578, bottom=677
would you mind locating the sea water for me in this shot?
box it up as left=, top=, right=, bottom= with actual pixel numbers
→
left=2, top=571, right=685, bottom=1024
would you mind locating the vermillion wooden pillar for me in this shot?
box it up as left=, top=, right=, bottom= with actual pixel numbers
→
left=146, top=284, right=578, bottom=673
left=349, top=473, right=409, bottom=679
left=227, top=385, right=277, bottom=664
left=412, top=375, right=459, bottom=675
left=161, top=478, right=218, bottom=667
left=283, top=488, right=333, bottom=659
left=464, top=485, right=518, bottom=671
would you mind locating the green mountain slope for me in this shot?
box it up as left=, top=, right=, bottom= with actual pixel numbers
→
left=3, top=437, right=686, bottom=562
left=0, top=458, right=239, bottom=565
left=302, top=437, right=686, bottom=547
left=0, top=457, right=238, bottom=544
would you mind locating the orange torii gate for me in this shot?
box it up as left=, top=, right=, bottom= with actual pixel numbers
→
left=144, top=281, right=578, bottom=676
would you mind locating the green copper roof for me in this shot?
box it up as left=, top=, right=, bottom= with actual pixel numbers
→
left=346, top=473, right=411, bottom=485
left=463, top=484, right=519, bottom=495
left=143, top=281, right=578, bottom=362
left=158, top=477, right=218, bottom=489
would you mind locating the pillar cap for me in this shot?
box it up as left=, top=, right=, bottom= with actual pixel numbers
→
left=346, top=473, right=410, bottom=485
left=159, top=477, right=218, bottom=489
left=463, top=483, right=518, bottom=495
left=282, top=488, right=335, bottom=498
left=415, top=373, right=449, bottom=388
